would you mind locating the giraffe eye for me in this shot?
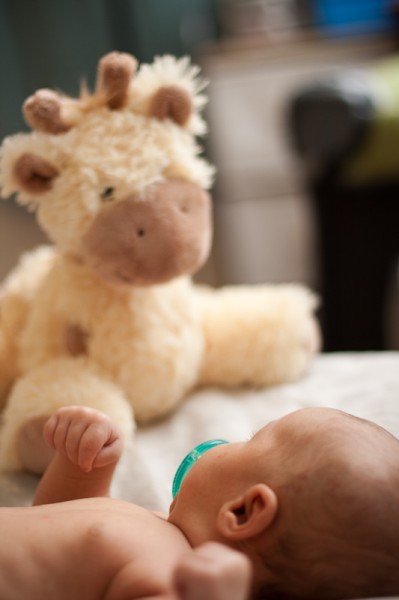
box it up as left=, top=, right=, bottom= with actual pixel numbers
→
left=100, top=186, right=115, bottom=201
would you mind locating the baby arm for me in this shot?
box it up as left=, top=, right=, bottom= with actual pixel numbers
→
left=33, top=406, right=123, bottom=505
left=171, top=542, right=252, bottom=600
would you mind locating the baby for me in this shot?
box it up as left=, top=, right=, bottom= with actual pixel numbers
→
left=1, top=405, right=399, bottom=600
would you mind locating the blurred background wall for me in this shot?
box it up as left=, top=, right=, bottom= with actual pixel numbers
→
left=0, top=0, right=398, bottom=350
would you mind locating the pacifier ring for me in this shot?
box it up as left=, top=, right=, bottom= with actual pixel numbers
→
left=172, top=439, right=228, bottom=498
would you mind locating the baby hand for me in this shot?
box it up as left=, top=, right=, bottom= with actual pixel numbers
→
left=43, top=406, right=123, bottom=472
left=173, top=542, right=252, bottom=600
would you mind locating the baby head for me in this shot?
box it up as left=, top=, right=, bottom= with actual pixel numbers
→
left=169, top=407, right=399, bottom=599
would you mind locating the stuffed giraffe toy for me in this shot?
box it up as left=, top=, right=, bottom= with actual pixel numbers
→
left=0, top=52, right=319, bottom=473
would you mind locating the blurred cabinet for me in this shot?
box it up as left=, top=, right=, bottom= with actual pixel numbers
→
left=200, top=36, right=394, bottom=286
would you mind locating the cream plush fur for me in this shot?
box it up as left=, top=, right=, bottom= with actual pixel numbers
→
left=0, top=53, right=319, bottom=471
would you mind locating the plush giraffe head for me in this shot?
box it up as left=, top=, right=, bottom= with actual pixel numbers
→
left=0, top=52, right=215, bottom=286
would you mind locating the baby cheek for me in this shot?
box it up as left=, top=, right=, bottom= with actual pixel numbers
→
left=184, top=462, right=219, bottom=508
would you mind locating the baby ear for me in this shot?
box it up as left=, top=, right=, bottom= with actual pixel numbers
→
left=216, top=484, right=278, bottom=541
left=12, top=152, right=59, bottom=195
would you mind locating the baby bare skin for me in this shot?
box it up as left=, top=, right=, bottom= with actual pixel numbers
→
left=3, top=406, right=250, bottom=600
left=0, top=499, right=189, bottom=600
left=4, top=404, right=399, bottom=599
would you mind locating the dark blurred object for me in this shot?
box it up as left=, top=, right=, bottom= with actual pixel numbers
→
left=311, top=176, right=399, bottom=351
left=289, top=72, right=376, bottom=166
left=295, top=0, right=315, bottom=28
left=288, top=67, right=399, bottom=351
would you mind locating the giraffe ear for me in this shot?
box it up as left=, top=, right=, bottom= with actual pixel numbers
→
left=13, top=152, right=59, bottom=195
left=149, top=85, right=193, bottom=126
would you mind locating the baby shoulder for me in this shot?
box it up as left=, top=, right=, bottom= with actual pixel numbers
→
left=103, top=507, right=189, bottom=600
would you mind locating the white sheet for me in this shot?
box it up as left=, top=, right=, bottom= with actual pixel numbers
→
left=1, top=352, right=399, bottom=511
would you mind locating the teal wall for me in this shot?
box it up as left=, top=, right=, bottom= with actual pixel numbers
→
left=0, top=0, right=217, bottom=138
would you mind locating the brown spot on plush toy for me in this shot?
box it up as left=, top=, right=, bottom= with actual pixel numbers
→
left=0, top=52, right=320, bottom=473
left=65, top=323, right=89, bottom=357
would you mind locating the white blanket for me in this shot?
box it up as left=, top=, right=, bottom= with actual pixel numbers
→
left=1, top=352, right=399, bottom=512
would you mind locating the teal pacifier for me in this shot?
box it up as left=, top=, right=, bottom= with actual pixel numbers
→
left=172, top=439, right=228, bottom=498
